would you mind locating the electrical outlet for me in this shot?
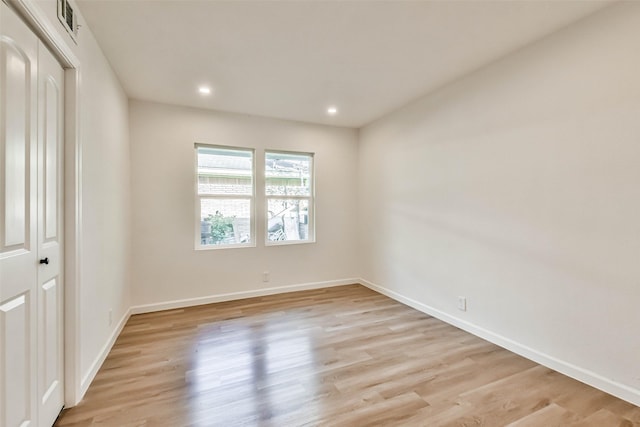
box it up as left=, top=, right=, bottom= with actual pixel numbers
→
left=458, top=296, right=467, bottom=312
left=262, top=271, right=270, bottom=282
left=108, top=309, right=113, bottom=326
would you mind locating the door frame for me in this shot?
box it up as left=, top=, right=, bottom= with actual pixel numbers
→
left=9, top=0, right=83, bottom=407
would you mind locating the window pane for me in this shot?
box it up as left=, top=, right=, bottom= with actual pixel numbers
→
left=265, top=152, right=311, bottom=196
left=197, top=147, right=253, bottom=195
left=200, top=198, right=251, bottom=246
left=267, top=199, right=310, bottom=242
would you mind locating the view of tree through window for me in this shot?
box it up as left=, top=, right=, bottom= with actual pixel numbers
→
left=265, top=151, right=314, bottom=244
left=196, top=145, right=254, bottom=248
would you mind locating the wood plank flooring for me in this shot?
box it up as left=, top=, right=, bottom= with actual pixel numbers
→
left=54, top=284, right=640, bottom=426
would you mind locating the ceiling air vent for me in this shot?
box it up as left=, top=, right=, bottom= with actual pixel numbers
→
left=57, top=0, right=78, bottom=43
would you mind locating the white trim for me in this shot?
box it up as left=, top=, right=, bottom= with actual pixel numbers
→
left=131, top=278, right=358, bottom=315
left=359, top=278, right=640, bottom=407
left=63, top=68, right=82, bottom=406
left=264, top=238, right=316, bottom=247
left=79, top=308, right=131, bottom=396
left=13, top=0, right=79, bottom=67
left=194, top=242, right=256, bottom=251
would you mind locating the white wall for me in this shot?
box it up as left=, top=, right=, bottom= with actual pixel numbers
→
left=358, top=2, right=640, bottom=405
left=129, top=100, right=358, bottom=308
left=33, top=0, right=132, bottom=397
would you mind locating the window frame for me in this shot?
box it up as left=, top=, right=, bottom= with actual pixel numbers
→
left=264, top=149, right=315, bottom=246
left=194, top=143, right=256, bottom=250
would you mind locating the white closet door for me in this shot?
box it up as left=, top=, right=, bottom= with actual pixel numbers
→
left=37, top=43, right=65, bottom=427
left=0, top=2, right=40, bottom=426
left=1, top=2, right=65, bottom=426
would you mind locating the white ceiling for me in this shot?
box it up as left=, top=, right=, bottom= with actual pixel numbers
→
left=76, top=0, right=613, bottom=128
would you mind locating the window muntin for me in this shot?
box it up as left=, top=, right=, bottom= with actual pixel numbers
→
left=196, top=145, right=254, bottom=248
left=265, top=151, right=314, bottom=244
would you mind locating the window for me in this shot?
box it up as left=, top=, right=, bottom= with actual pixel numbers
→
left=265, top=151, right=314, bottom=244
left=196, top=145, right=254, bottom=249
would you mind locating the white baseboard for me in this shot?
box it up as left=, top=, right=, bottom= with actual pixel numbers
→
left=77, top=278, right=640, bottom=408
left=79, top=307, right=131, bottom=399
left=130, top=278, right=359, bottom=315
left=359, top=278, right=640, bottom=407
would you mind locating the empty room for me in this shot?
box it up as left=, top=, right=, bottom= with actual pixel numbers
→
left=1, top=0, right=639, bottom=425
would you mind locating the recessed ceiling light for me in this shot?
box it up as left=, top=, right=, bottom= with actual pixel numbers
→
left=198, top=86, right=211, bottom=95
left=327, top=106, right=338, bottom=116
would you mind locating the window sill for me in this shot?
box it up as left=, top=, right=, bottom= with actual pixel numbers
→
left=264, top=239, right=316, bottom=247
left=195, top=243, right=256, bottom=251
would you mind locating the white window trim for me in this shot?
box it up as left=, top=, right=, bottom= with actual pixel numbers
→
left=264, top=150, right=315, bottom=246
left=194, top=143, right=256, bottom=250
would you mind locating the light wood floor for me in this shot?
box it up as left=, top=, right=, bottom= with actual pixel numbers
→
left=55, top=284, right=640, bottom=426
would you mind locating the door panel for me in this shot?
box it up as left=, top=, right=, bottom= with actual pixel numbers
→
left=41, top=279, right=59, bottom=398
left=44, top=77, right=58, bottom=241
left=37, top=42, right=65, bottom=427
left=2, top=41, right=30, bottom=249
left=0, top=2, right=39, bottom=426
left=0, top=294, right=31, bottom=427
